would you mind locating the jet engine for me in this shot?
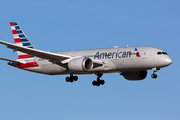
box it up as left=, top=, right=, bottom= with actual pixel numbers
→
left=68, top=57, right=93, bottom=72
left=121, top=70, right=147, bottom=80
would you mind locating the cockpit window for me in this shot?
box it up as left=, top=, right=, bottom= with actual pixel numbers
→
left=157, top=52, right=168, bottom=55
left=157, top=52, right=162, bottom=55
left=162, top=52, right=168, bottom=55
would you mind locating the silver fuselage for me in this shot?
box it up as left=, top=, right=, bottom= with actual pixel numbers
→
left=13, top=46, right=172, bottom=75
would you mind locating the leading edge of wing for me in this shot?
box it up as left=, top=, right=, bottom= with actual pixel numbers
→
left=0, top=40, right=71, bottom=60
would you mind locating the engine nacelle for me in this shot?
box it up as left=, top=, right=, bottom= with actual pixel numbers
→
left=68, top=57, right=93, bottom=72
left=121, top=70, right=147, bottom=80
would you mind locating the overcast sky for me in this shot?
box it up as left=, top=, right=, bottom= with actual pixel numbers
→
left=0, top=0, right=179, bottom=120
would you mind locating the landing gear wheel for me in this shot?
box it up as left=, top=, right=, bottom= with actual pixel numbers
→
left=151, top=68, right=160, bottom=79
left=92, top=81, right=97, bottom=86
left=92, top=74, right=105, bottom=86
left=65, top=77, right=70, bottom=82
left=69, top=78, right=74, bottom=83
left=151, top=74, right=157, bottom=79
left=65, top=74, right=78, bottom=83
left=73, top=76, right=78, bottom=81
left=96, top=80, right=101, bottom=86
left=100, top=80, right=105, bottom=85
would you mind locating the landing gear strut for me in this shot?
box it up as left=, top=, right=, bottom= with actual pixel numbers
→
left=65, top=73, right=78, bottom=83
left=92, top=74, right=105, bottom=86
left=151, top=68, right=160, bottom=79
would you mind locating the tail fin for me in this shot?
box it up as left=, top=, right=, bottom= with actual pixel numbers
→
left=10, top=22, right=35, bottom=59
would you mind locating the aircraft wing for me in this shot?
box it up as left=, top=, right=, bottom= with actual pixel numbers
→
left=0, top=40, right=103, bottom=67
left=0, top=40, right=71, bottom=60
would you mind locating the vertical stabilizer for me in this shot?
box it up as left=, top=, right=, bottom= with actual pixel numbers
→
left=10, top=22, right=35, bottom=59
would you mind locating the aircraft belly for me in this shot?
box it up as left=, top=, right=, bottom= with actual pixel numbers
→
left=39, top=64, right=65, bottom=75
left=103, top=60, right=116, bottom=70
left=135, top=58, right=155, bottom=69
left=34, top=58, right=66, bottom=75
left=110, top=58, right=137, bottom=70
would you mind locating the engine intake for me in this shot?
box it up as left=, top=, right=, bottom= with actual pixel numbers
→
left=121, top=70, right=147, bottom=80
left=68, top=57, right=93, bottom=72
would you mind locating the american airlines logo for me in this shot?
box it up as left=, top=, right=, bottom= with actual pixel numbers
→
left=94, top=48, right=141, bottom=59
left=94, top=51, right=132, bottom=59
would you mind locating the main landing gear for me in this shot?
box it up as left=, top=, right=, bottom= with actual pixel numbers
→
left=65, top=73, right=78, bottom=83
left=92, top=74, right=105, bottom=86
left=65, top=73, right=105, bottom=86
left=151, top=68, right=160, bottom=79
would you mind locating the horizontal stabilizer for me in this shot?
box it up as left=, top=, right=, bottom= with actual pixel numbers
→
left=0, top=57, right=22, bottom=64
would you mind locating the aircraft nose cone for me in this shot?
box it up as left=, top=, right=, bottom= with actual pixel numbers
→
left=165, top=57, right=172, bottom=66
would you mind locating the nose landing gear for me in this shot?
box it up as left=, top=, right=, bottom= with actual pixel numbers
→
left=151, top=72, right=157, bottom=79
left=92, top=74, right=105, bottom=86
left=151, top=68, right=160, bottom=79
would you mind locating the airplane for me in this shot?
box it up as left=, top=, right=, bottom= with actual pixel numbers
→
left=0, top=22, right=172, bottom=86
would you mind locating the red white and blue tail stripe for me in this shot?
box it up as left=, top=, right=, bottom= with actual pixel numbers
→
left=10, top=22, right=34, bottom=59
